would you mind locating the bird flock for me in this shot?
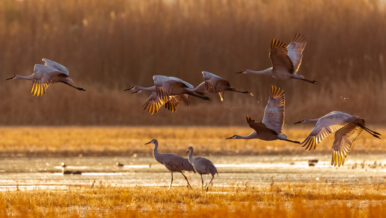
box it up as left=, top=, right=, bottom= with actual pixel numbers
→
left=6, top=33, right=381, bottom=190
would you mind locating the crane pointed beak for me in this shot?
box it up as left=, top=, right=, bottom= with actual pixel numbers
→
left=5, top=74, right=15, bottom=80
left=124, top=86, right=139, bottom=94
left=225, top=136, right=233, bottom=140
left=124, top=84, right=134, bottom=92
left=144, top=141, right=152, bottom=145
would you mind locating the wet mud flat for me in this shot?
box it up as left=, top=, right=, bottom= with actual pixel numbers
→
left=0, top=154, right=385, bottom=191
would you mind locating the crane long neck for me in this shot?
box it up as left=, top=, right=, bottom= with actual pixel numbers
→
left=300, top=118, right=319, bottom=124
left=136, top=85, right=156, bottom=91
left=153, top=141, right=159, bottom=155
left=153, top=141, right=164, bottom=163
left=14, top=74, right=34, bottom=80
left=188, top=150, right=193, bottom=162
left=242, top=131, right=257, bottom=139
left=244, top=68, right=273, bottom=75
left=238, top=131, right=258, bottom=139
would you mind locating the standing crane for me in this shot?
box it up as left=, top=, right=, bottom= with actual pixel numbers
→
left=6, top=58, right=85, bottom=96
left=295, top=111, right=381, bottom=167
left=187, top=146, right=217, bottom=191
left=195, top=71, right=253, bottom=102
left=145, top=139, right=195, bottom=189
left=238, top=33, right=317, bottom=84
left=227, top=86, right=300, bottom=144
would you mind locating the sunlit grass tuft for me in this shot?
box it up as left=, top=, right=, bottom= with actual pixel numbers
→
left=0, top=184, right=384, bottom=217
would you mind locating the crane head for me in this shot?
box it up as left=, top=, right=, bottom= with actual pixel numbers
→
left=186, top=146, right=193, bottom=154
left=226, top=135, right=241, bottom=139
left=124, top=85, right=141, bottom=94
left=145, top=139, right=157, bottom=145
left=5, top=74, right=16, bottom=80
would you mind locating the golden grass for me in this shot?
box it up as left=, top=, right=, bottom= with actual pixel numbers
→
left=0, top=0, right=385, bottom=125
left=0, top=184, right=385, bottom=217
left=0, top=127, right=384, bottom=156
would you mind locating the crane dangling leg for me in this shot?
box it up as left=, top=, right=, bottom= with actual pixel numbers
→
left=218, top=92, right=224, bottom=102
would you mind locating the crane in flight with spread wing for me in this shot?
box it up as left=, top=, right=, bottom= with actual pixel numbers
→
left=6, top=58, right=85, bottom=96
left=238, top=33, right=317, bottom=84
left=295, top=111, right=381, bottom=167
left=195, top=71, right=253, bottom=102
left=226, top=86, right=300, bottom=144
left=125, top=75, right=209, bottom=115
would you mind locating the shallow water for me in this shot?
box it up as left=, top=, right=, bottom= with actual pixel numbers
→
left=0, top=154, right=385, bottom=191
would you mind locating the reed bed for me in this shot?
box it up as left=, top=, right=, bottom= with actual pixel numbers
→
left=0, top=127, right=384, bottom=157
left=0, top=0, right=385, bottom=125
left=0, top=184, right=385, bottom=217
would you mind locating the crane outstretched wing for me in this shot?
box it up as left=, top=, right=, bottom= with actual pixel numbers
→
left=42, top=58, right=69, bottom=75
left=194, top=82, right=207, bottom=93
left=153, top=75, right=193, bottom=101
left=144, top=92, right=188, bottom=115
left=202, top=71, right=223, bottom=81
left=331, top=120, right=364, bottom=167
left=287, top=33, right=307, bottom=74
left=143, top=92, right=165, bottom=115
left=269, top=38, right=294, bottom=74
left=262, top=86, right=285, bottom=134
left=164, top=94, right=188, bottom=112
left=246, top=115, right=277, bottom=137
left=301, top=113, right=355, bottom=150
left=31, top=64, right=59, bottom=96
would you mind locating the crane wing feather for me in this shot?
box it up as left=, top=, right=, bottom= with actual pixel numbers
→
left=269, top=38, right=294, bottom=74
left=287, top=33, right=307, bottom=74
left=164, top=95, right=187, bottom=112
left=143, top=92, right=165, bottom=115
left=262, top=86, right=285, bottom=134
left=42, top=58, right=69, bottom=75
left=301, top=111, right=357, bottom=151
left=160, top=154, right=195, bottom=172
left=246, top=115, right=277, bottom=137
left=331, top=120, right=364, bottom=167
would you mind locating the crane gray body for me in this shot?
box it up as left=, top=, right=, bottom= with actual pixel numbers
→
left=146, top=139, right=195, bottom=189
left=187, top=146, right=217, bottom=191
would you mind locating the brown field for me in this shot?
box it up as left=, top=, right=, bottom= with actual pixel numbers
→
left=0, top=0, right=385, bottom=125
left=1, top=184, right=385, bottom=217
left=0, top=127, right=384, bottom=157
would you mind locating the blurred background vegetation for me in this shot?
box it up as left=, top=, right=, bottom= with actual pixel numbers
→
left=0, top=0, right=384, bottom=125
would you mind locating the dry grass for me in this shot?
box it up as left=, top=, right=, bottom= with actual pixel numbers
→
left=0, top=184, right=385, bottom=217
left=0, top=0, right=385, bottom=125
left=0, top=127, right=384, bottom=157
